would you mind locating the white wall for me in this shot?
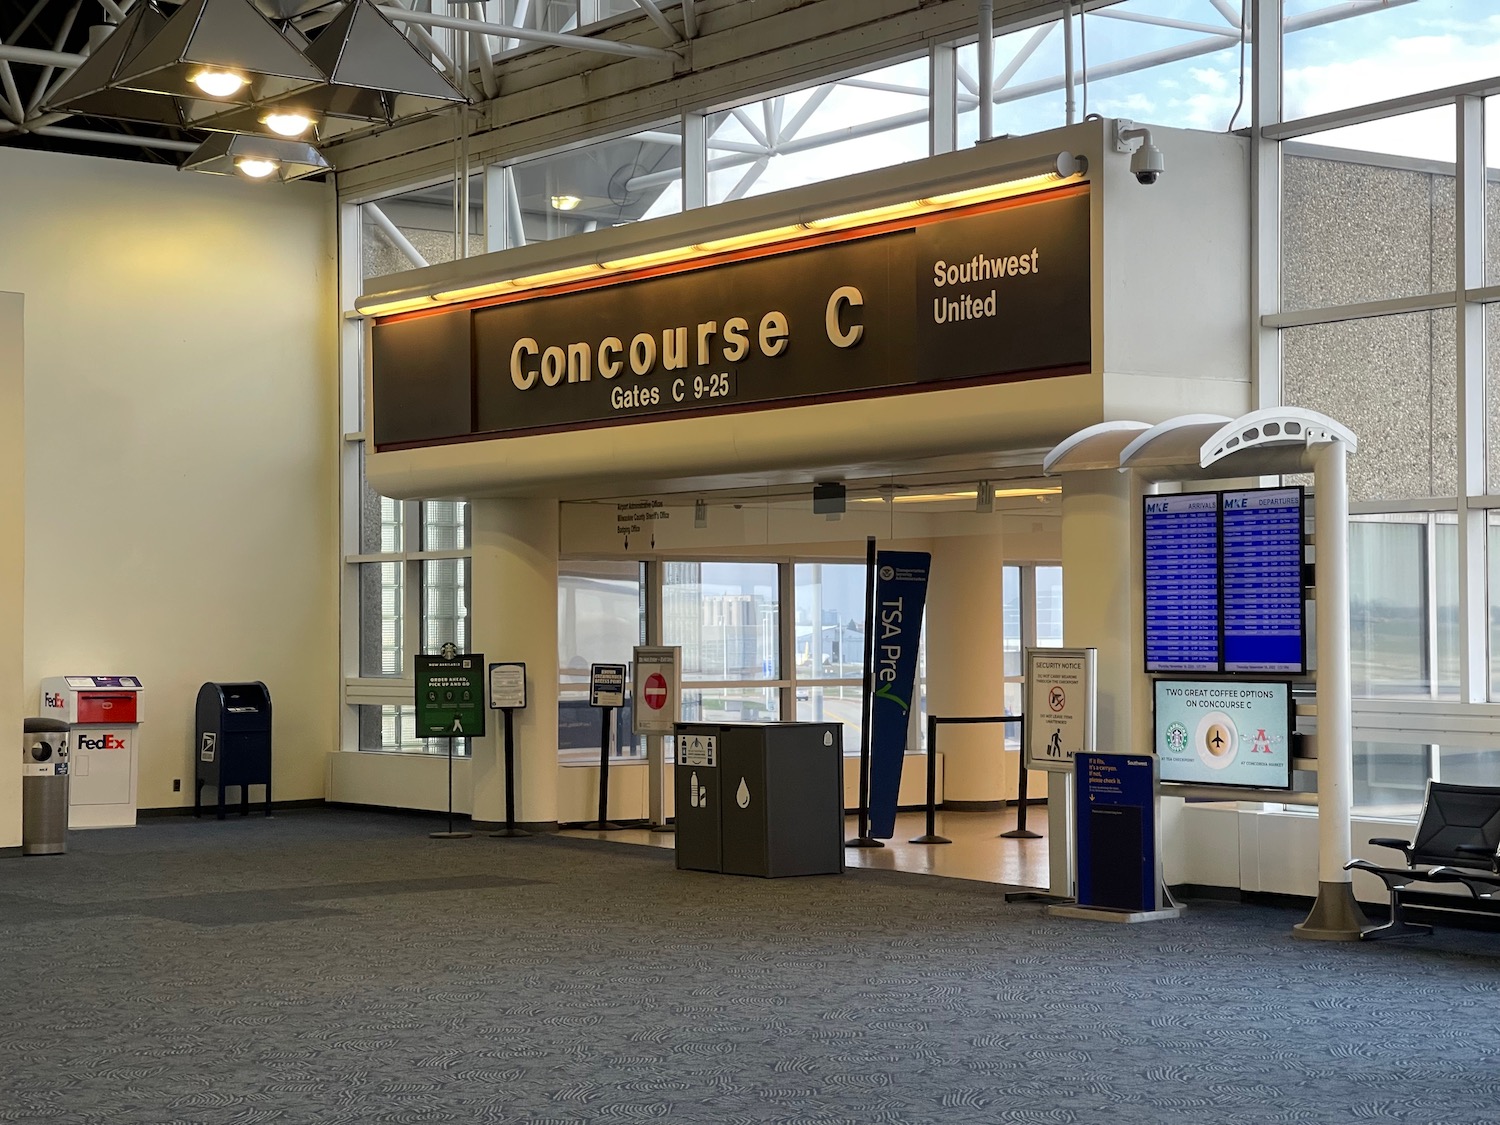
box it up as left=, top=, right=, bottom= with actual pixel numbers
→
left=1, top=293, right=22, bottom=847
left=0, top=147, right=339, bottom=815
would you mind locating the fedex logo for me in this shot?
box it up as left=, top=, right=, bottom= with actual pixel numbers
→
left=43, top=693, right=65, bottom=709
left=76, top=733, right=126, bottom=751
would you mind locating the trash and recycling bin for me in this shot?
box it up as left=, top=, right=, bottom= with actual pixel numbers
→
left=674, top=721, right=843, bottom=877
left=194, top=682, right=272, bottom=819
left=21, top=717, right=71, bottom=856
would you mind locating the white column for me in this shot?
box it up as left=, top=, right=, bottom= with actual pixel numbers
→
left=1295, top=440, right=1366, bottom=939
left=469, top=497, right=559, bottom=828
left=0, top=292, right=21, bottom=848
left=925, top=534, right=1011, bottom=803
left=1050, top=467, right=1138, bottom=896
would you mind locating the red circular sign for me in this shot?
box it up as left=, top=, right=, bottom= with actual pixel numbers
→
left=643, top=673, right=668, bottom=710
left=1048, top=686, right=1066, bottom=712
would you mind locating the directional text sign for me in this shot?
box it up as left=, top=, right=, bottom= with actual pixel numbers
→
left=416, top=653, right=487, bottom=737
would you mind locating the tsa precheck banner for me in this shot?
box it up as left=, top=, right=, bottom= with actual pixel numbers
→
left=867, top=551, right=932, bottom=839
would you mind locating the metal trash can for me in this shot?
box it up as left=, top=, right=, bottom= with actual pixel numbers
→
left=22, top=717, right=71, bottom=856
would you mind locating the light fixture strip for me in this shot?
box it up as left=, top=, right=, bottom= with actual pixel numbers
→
left=361, top=153, right=1086, bottom=318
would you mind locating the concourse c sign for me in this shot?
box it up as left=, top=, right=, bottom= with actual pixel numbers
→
left=371, top=188, right=1091, bottom=447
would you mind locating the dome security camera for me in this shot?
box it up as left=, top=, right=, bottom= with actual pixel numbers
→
left=1130, top=141, right=1165, bottom=185
left=1114, top=119, right=1165, bottom=186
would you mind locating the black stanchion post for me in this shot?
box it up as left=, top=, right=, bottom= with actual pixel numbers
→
left=910, top=712, right=951, bottom=845
left=489, top=707, right=531, bottom=839
left=430, top=735, right=472, bottom=840
left=1001, top=715, right=1042, bottom=840
left=587, top=706, right=621, bottom=831
left=847, top=535, right=883, bottom=848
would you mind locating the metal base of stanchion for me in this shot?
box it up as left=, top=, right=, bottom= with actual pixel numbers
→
left=647, top=822, right=676, bottom=834
left=909, top=833, right=951, bottom=844
left=845, top=837, right=885, bottom=848
left=487, top=827, right=532, bottom=838
left=1005, top=891, right=1073, bottom=904
left=583, top=821, right=624, bottom=831
left=430, top=830, right=473, bottom=840
left=1000, top=828, right=1043, bottom=839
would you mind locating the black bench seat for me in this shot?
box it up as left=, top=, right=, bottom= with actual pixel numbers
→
left=1343, top=781, right=1500, bottom=940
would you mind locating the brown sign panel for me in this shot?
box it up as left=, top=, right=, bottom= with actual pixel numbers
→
left=372, top=188, right=1091, bottom=448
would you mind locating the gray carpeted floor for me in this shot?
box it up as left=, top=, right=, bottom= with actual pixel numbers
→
left=3, top=808, right=1499, bottom=1124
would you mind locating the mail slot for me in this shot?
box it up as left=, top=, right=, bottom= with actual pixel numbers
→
left=76, top=693, right=138, bottom=724
left=195, top=682, right=272, bottom=820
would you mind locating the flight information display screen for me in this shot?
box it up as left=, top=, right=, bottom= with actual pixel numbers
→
left=1143, top=493, right=1221, bottom=672
left=1221, top=487, right=1305, bottom=673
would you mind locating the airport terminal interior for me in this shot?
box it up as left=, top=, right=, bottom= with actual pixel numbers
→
left=5, top=0, right=1500, bottom=1120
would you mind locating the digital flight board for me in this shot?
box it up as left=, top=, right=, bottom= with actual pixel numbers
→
left=1221, top=487, right=1305, bottom=673
left=1144, top=493, right=1221, bottom=672
left=1142, top=486, right=1306, bottom=675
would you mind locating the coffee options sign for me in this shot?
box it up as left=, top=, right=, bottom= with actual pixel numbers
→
left=372, top=188, right=1091, bottom=447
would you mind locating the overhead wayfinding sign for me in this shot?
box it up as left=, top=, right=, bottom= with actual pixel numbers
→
left=631, top=646, right=681, bottom=735
left=371, top=189, right=1091, bottom=447
left=415, top=653, right=487, bottom=737
left=1024, top=647, right=1096, bottom=771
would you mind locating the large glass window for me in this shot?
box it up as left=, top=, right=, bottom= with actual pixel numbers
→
left=706, top=58, right=930, bottom=204
left=558, top=561, right=645, bottom=763
left=794, top=563, right=868, bottom=754
left=1283, top=0, right=1500, bottom=122
left=1350, top=518, right=1429, bottom=698
left=489, top=124, right=682, bottom=252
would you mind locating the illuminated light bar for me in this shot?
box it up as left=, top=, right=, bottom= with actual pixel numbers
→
left=358, top=152, right=1088, bottom=318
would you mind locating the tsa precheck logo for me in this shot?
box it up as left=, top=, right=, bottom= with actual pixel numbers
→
left=1165, top=722, right=1188, bottom=754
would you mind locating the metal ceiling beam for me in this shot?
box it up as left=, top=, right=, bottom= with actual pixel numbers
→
left=632, top=0, right=684, bottom=44
left=0, top=44, right=87, bottom=68
left=31, top=124, right=200, bottom=151
left=681, top=0, right=697, bottom=39
left=377, top=6, right=680, bottom=62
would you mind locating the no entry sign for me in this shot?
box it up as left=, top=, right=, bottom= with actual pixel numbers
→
left=632, top=647, right=681, bottom=735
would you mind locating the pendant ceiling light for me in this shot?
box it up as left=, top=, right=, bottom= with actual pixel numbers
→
left=111, top=0, right=323, bottom=105
left=180, top=131, right=331, bottom=182
left=188, top=0, right=465, bottom=140
left=47, top=5, right=185, bottom=126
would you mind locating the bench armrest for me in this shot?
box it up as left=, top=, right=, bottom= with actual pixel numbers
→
left=1368, top=837, right=1412, bottom=856
left=1453, top=843, right=1495, bottom=858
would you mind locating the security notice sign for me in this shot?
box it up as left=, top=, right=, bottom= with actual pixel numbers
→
left=631, top=646, right=681, bottom=735
left=416, top=653, right=487, bottom=737
left=1024, top=647, right=1096, bottom=771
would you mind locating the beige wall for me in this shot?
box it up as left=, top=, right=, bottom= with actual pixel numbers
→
left=1, top=293, right=22, bottom=847
left=0, top=147, right=340, bottom=814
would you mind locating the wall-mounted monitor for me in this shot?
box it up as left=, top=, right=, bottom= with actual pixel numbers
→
left=1220, top=486, right=1305, bottom=673
left=1153, top=679, right=1293, bottom=790
left=1143, top=492, right=1221, bottom=672
left=1142, top=486, right=1306, bottom=675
